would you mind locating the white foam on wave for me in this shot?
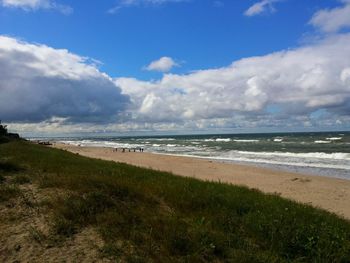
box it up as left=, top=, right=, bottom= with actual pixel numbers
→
left=326, top=137, right=342, bottom=141
left=233, top=139, right=260, bottom=143
left=60, top=140, right=142, bottom=149
left=144, top=138, right=176, bottom=141
left=273, top=138, right=283, bottom=142
left=216, top=138, right=231, bottom=142
left=155, top=152, right=350, bottom=171
left=314, top=140, right=331, bottom=144
left=209, top=156, right=350, bottom=170
left=232, top=150, right=350, bottom=160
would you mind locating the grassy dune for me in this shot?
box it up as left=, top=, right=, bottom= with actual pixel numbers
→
left=1, top=140, right=350, bottom=262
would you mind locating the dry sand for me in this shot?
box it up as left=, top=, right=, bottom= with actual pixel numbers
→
left=0, top=180, right=110, bottom=262
left=53, top=143, right=350, bottom=220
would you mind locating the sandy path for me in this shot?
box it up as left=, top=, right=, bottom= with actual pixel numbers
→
left=53, top=144, right=350, bottom=220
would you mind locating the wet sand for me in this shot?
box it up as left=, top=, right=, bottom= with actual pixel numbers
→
left=53, top=143, right=350, bottom=220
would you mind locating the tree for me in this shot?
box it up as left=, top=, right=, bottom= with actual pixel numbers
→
left=0, top=120, right=8, bottom=136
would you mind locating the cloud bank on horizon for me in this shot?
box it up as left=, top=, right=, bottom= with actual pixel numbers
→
left=1, top=0, right=350, bottom=134
left=116, top=33, right=350, bottom=127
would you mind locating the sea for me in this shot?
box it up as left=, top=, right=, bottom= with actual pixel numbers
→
left=31, top=132, right=350, bottom=180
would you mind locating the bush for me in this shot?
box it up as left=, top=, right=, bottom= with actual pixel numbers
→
left=0, top=122, right=8, bottom=136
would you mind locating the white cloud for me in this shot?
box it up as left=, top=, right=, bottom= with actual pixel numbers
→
left=145, top=56, right=179, bottom=72
left=115, top=34, right=350, bottom=128
left=244, top=0, right=280, bottom=17
left=4, top=1, right=350, bottom=134
left=310, top=0, right=350, bottom=33
left=108, top=0, right=189, bottom=13
left=0, top=36, right=129, bottom=123
left=7, top=33, right=350, bottom=134
left=1, top=0, right=73, bottom=14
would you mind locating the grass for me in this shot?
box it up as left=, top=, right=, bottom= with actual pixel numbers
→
left=0, top=184, right=20, bottom=202
left=0, top=140, right=350, bottom=262
left=11, top=174, right=31, bottom=184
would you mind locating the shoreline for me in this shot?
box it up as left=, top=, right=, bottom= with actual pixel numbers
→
left=138, top=151, right=350, bottom=181
left=53, top=143, right=350, bottom=220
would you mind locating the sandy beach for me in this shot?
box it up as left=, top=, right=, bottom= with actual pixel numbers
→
left=53, top=143, right=350, bottom=220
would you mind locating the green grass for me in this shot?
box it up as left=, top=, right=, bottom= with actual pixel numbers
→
left=0, top=140, right=350, bottom=262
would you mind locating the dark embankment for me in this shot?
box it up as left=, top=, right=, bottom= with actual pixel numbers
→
left=1, top=140, right=350, bottom=262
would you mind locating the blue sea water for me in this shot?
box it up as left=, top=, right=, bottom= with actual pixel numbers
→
left=31, top=132, right=350, bottom=180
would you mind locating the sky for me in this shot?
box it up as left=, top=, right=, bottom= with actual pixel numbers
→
left=0, top=0, right=350, bottom=136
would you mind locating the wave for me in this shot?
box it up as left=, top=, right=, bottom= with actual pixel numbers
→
left=314, top=140, right=331, bottom=144
left=273, top=138, right=283, bottom=142
left=143, top=138, right=176, bottom=141
left=216, top=138, right=231, bottom=142
left=202, top=138, right=232, bottom=142
left=59, top=140, right=142, bottom=149
left=155, top=152, right=350, bottom=171
left=326, top=137, right=342, bottom=141
left=231, top=150, right=350, bottom=160
left=209, top=156, right=350, bottom=171
left=233, top=139, right=260, bottom=142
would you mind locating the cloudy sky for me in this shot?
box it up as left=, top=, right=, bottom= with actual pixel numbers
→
left=0, top=0, right=350, bottom=136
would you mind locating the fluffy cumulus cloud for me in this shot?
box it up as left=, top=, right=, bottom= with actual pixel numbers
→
left=108, top=0, right=189, bottom=13
left=0, top=36, right=129, bottom=124
left=145, top=57, right=179, bottom=72
left=1, top=0, right=72, bottom=14
left=244, top=0, right=281, bottom=17
left=115, top=34, right=350, bottom=129
left=310, top=0, right=350, bottom=33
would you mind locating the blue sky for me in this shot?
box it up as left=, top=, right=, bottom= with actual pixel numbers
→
left=0, top=0, right=335, bottom=78
left=0, top=0, right=350, bottom=135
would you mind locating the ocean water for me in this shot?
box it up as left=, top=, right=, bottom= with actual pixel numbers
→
left=34, top=132, right=350, bottom=180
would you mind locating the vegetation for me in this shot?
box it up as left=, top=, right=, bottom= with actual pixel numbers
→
left=0, top=140, right=350, bottom=262
left=0, top=121, right=20, bottom=144
left=0, top=121, right=7, bottom=135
